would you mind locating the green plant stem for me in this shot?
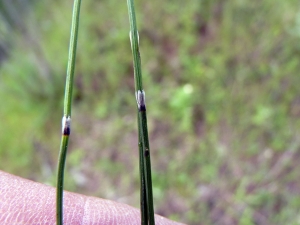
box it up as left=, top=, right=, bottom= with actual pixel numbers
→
left=126, top=0, right=155, bottom=224
left=138, top=111, right=154, bottom=224
left=56, top=0, right=81, bottom=224
left=139, top=134, right=148, bottom=224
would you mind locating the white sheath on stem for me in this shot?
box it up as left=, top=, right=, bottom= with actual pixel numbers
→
left=62, top=116, right=71, bottom=135
left=136, top=90, right=146, bottom=111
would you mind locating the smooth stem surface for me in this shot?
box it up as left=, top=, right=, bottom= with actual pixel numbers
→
left=56, top=0, right=81, bottom=224
left=63, top=0, right=81, bottom=116
left=139, top=111, right=154, bottom=224
left=139, top=134, right=148, bottom=224
left=126, top=0, right=155, bottom=224
left=127, top=0, right=143, bottom=91
left=56, top=136, right=69, bottom=225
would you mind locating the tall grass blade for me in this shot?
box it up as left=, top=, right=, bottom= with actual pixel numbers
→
left=56, top=0, right=82, bottom=224
left=126, top=0, right=155, bottom=224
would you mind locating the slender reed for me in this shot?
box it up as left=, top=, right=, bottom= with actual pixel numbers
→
left=126, top=0, right=155, bottom=224
left=56, top=0, right=82, bottom=224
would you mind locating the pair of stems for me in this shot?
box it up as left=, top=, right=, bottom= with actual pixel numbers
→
left=56, top=0, right=155, bottom=224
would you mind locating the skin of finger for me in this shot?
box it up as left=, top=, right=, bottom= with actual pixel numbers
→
left=0, top=171, right=185, bottom=225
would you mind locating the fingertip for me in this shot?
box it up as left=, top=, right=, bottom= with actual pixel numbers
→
left=0, top=171, right=185, bottom=225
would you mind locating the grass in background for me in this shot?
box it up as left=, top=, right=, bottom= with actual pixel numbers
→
left=1, top=0, right=300, bottom=224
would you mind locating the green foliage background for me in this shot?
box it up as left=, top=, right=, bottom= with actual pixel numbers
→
left=1, top=0, right=300, bottom=224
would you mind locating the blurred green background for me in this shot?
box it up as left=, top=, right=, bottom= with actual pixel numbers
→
left=1, top=0, right=300, bottom=224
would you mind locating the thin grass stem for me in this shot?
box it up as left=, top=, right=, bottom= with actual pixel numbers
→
left=126, top=0, right=155, bottom=224
left=139, top=134, right=148, bottom=224
left=56, top=0, right=82, bottom=224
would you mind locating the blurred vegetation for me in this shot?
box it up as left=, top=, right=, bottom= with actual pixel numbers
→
left=1, top=0, right=300, bottom=224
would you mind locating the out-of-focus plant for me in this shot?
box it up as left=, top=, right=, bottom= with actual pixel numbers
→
left=1, top=0, right=300, bottom=224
